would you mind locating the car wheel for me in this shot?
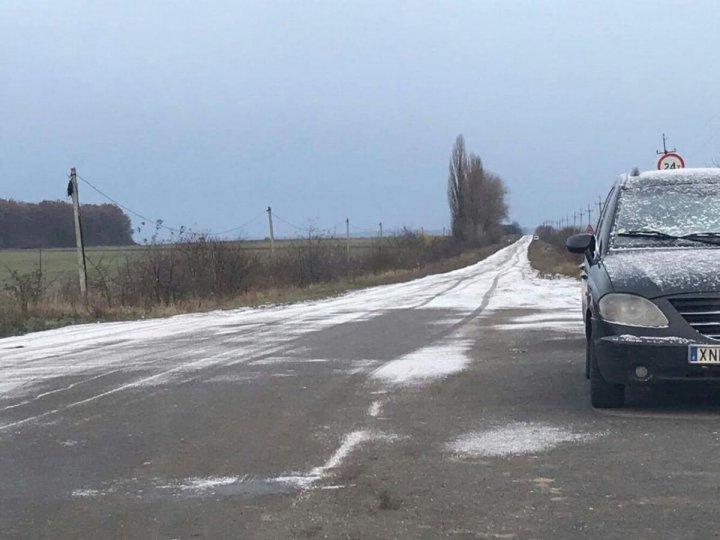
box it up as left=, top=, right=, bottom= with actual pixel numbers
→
left=590, top=343, right=625, bottom=408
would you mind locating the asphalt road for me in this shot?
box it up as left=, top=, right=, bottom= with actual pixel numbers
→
left=3, top=237, right=720, bottom=539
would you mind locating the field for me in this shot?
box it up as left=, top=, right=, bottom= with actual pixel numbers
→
left=0, top=237, right=384, bottom=287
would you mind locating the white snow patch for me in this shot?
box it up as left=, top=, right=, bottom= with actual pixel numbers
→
left=368, top=400, right=383, bottom=417
left=72, top=489, right=101, bottom=497
left=493, top=320, right=583, bottom=333
left=174, top=476, right=241, bottom=491
left=249, top=357, right=329, bottom=366
left=485, top=237, right=581, bottom=319
left=505, top=313, right=581, bottom=324
left=447, top=422, right=598, bottom=458
left=371, top=340, right=472, bottom=386
left=202, top=374, right=255, bottom=384
left=274, top=430, right=395, bottom=489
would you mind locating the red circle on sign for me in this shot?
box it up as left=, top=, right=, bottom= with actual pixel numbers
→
left=657, top=152, right=685, bottom=170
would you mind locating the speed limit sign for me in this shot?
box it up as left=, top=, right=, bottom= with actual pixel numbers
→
left=657, top=152, right=685, bottom=170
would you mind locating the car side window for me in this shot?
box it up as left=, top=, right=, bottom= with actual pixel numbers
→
left=595, top=186, right=616, bottom=258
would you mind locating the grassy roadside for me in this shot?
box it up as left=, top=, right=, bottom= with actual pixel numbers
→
left=0, top=240, right=515, bottom=338
left=527, top=238, right=582, bottom=278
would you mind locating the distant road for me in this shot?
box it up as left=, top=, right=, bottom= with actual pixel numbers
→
left=3, top=237, right=719, bottom=539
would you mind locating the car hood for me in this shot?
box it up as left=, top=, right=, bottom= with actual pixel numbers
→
left=602, top=248, right=720, bottom=298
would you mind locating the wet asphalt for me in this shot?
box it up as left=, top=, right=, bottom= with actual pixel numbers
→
left=3, top=242, right=720, bottom=539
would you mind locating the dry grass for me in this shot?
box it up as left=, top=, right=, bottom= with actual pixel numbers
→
left=527, top=239, right=582, bottom=278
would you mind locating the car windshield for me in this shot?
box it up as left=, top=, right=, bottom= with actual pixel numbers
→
left=612, top=179, right=720, bottom=247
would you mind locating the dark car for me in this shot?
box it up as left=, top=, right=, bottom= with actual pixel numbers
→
left=567, top=168, right=720, bottom=408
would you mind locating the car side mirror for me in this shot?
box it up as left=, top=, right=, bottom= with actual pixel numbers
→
left=566, top=233, right=595, bottom=255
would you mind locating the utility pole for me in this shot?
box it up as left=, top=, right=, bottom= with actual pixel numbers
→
left=597, top=196, right=604, bottom=217
left=308, top=227, right=313, bottom=279
left=68, top=168, right=88, bottom=299
left=345, top=218, right=350, bottom=257
left=573, top=213, right=577, bottom=229
left=266, top=206, right=275, bottom=254
left=587, top=204, right=593, bottom=226
left=379, top=222, right=383, bottom=239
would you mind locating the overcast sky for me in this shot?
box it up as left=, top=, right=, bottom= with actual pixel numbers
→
left=2, top=1, right=720, bottom=239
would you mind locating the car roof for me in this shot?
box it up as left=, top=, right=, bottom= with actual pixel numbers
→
left=619, top=167, right=720, bottom=188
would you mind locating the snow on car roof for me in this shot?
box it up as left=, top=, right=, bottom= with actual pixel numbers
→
left=622, top=168, right=720, bottom=188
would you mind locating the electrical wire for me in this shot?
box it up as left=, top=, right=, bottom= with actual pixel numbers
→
left=210, top=212, right=265, bottom=236
left=77, top=173, right=264, bottom=238
left=77, top=173, right=384, bottom=239
left=272, top=212, right=310, bottom=233
left=77, top=174, right=183, bottom=233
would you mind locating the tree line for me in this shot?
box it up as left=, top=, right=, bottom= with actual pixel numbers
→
left=0, top=199, right=134, bottom=249
left=447, top=135, right=516, bottom=244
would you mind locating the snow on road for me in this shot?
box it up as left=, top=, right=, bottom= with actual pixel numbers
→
left=1, top=236, right=589, bottom=498
left=371, top=339, right=473, bottom=385
left=273, top=430, right=399, bottom=489
left=447, top=422, right=598, bottom=458
left=0, top=236, right=580, bottom=426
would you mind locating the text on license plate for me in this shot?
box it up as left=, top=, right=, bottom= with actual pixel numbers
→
left=689, top=345, right=720, bottom=364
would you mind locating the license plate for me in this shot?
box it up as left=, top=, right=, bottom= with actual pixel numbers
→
left=689, top=345, right=720, bottom=364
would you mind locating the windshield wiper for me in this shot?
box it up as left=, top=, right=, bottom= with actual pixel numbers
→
left=681, top=232, right=720, bottom=245
left=616, top=230, right=720, bottom=246
left=616, top=229, right=677, bottom=240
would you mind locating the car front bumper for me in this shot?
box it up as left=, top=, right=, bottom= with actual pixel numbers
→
left=595, top=334, right=720, bottom=384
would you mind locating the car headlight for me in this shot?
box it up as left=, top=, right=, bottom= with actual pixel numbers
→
left=598, top=293, right=669, bottom=328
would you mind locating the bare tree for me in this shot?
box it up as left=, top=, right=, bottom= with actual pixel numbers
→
left=467, top=157, right=508, bottom=243
left=447, top=135, right=470, bottom=241
left=447, top=135, right=509, bottom=245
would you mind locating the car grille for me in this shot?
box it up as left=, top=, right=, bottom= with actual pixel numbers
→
left=670, top=297, right=720, bottom=340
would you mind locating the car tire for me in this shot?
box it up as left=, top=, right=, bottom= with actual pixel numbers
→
left=590, top=343, right=625, bottom=408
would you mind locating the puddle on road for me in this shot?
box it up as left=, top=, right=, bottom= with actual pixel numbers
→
left=71, top=475, right=296, bottom=500
left=151, top=476, right=293, bottom=498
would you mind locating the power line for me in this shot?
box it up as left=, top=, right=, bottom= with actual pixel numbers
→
left=77, top=174, right=182, bottom=233
left=77, top=173, right=263, bottom=237
left=77, top=173, right=390, bottom=239
left=272, top=212, right=311, bottom=233
left=210, top=212, right=265, bottom=236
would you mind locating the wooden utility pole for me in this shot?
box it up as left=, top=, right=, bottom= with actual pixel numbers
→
left=587, top=204, right=593, bottom=226
left=379, top=222, right=383, bottom=239
left=266, top=206, right=275, bottom=254
left=345, top=218, right=350, bottom=257
left=68, top=168, right=88, bottom=299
